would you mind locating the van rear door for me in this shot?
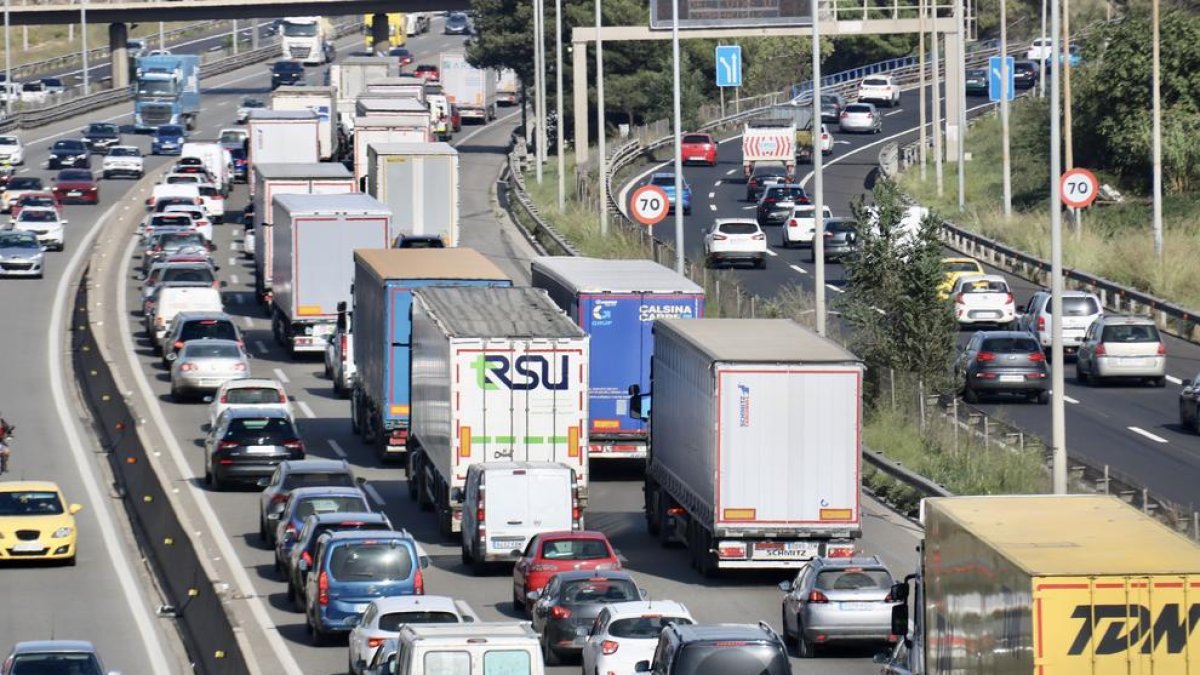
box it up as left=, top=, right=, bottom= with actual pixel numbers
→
left=483, top=466, right=573, bottom=554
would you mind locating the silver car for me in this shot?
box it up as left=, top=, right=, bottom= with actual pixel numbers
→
left=838, top=103, right=882, bottom=134
left=170, top=339, right=250, bottom=401
left=778, top=555, right=898, bottom=657
left=0, top=230, right=45, bottom=278
left=1075, top=314, right=1167, bottom=387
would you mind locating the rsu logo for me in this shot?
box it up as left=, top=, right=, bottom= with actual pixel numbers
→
left=470, top=354, right=571, bottom=391
left=1068, top=603, right=1200, bottom=655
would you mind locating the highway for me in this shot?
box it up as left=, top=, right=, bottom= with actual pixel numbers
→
left=626, top=88, right=1200, bottom=510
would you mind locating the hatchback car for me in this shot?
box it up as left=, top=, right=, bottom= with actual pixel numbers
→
left=648, top=172, right=691, bottom=215
left=680, top=133, right=717, bottom=166
left=47, top=139, right=89, bottom=169
left=151, top=124, right=187, bottom=155
left=142, top=260, right=217, bottom=302
left=142, top=230, right=212, bottom=276
left=0, top=231, right=45, bottom=278
left=444, top=12, right=471, bottom=34
left=1016, top=289, right=1103, bottom=357
left=512, top=531, right=621, bottom=613
left=349, top=596, right=475, bottom=674
left=260, top=458, right=356, bottom=543
left=52, top=169, right=99, bottom=205
left=3, top=177, right=45, bottom=213
left=778, top=555, right=898, bottom=657
left=950, top=274, right=1016, bottom=328
left=781, top=204, right=832, bottom=248
left=704, top=219, right=767, bottom=269
left=274, top=486, right=373, bottom=569
left=839, top=103, right=882, bottom=133
left=205, top=407, right=305, bottom=490
left=102, top=145, right=145, bottom=179
left=811, top=217, right=859, bottom=263
left=162, top=204, right=213, bottom=241
left=286, top=512, right=395, bottom=606
left=755, top=183, right=808, bottom=227
left=857, top=75, right=900, bottom=107
left=211, top=377, right=293, bottom=431
left=170, top=339, right=250, bottom=401
left=582, top=601, right=694, bottom=675
left=389, top=46, right=414, bottom=67
left=236, top=97, right=266, bottom=124
left=1075, top=315, right=1166, bottom=387
left=0, top=134, right=25, bottom=164
left=414, top=64, right=440, bottom=81
left=745, top=163, right=789, bottom=201
left=965, top=68, right=989, bottom=96
left=161, top=311, right=242, bottom=364
left=954, top=331, right=1050, bottom=404
left=271, top=60, right=305, bottom=89
left=9, top=206, right=66, bottom=251
left=0, top=481, right=82, bottom=565
left=636, top=622, right=790, bottom=675
left=1, top=640, right=116, bottom=675
left=9, top=191, right=58, bottom=219
left=1013, top=60, right=1040, bottom=89
left=530, top=570, right=646, bottom=665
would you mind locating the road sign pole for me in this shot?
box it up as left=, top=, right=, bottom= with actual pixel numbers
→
left=932, top=17, right=943, bottom=199
left=811, top=0, right=826, bottom=337
left=1152, top=0, right=1163, bottom=260
left=596, top=0, right=608, bottom=235
left=556, top=0, right=565, bottom=211
left=956, top=0, right=966, bottom=213
left=918, top=0, right=927, bottom=181
left=1050, top=0, right=1066, bottom=495
left=1000, top=0, right=1012, bottom=219
left=671, top=0, right=684, bottom=275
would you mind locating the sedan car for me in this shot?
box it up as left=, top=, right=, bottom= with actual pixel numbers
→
left=965, top=68, right=989, bottom=96
left=820, top=93, right=846, bottom=123
left=151, top=124, right=187, bottom=155
left=9, top=192, right=59, bottom=220
left=2, top=640, right=115, bottom=675
left=204, top=407, right=305, bottom=490
left=210, top=377, right=293, bottom=431
left=3, top=177, right=45, bottom=213
left=273, top=486, right=372, bottom=567
left=839, top=103, right=882, bottom=133
left=414, top=64, right=440, bottom=81
left=389, top=46, right=414, bottom=67
left=529, top=570, right=645, bottom=665
left=0, top=481, right=82, bottom=564
left=162, top=204, right=213, bottom=241
left=10, top=206, right=66, bottom=251
left=170, top=339, right=250, bottom=401
left=349, top=596, right=475, bottom=675
left=161, top=311, right=241, bottom=364
left=680, top=132, right=717, bottom=166
left=102, top=145, right=145, bottom=179
left=1075, top=314, right=1166, bottom=387
left=142, top=230, right=212, bottom=277
left=236, top=97, right=266, bottom=124
left=47, top=139, right=90, bottom=169
left=812, top=217, right=859, bottom=262
left=857, top=75, right=900, bottom=107
left=258, top=457, right=354, bottom=542
left=1013, top=60, right=1040, bottom=89
left=512, top=530, right=621, bottom=613
left=955, top=331, right=1050, bottom=404
left=704, top=218, right=767, bottom=269
left=950, top=274, right=1016, bottom=328
left=0, top=134, right=24, bottom=164
left=756, top=183, right=808, bottom=227
left=52, top=169, right=99, bottom=205
left=581, top=601, right=695, bottom=675
left=444, top=12, right=471, bottom=34
left=781, top=204, right=832, bottom=248
left=778, top=555, right=899, bottom=658
left=0, top=230, right=45, bottom=278
left=648, top=172, right=691, bottom=215
left=82, top=121, right=121, bottom=154
left=745, top=162, right=789, bottom=202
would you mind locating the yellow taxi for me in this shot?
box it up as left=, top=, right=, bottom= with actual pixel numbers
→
left=938, top=257, right=985, bottom=300
left=0, top=481, right=82, bottom=565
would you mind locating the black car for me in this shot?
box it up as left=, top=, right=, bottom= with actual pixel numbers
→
left=47, top=139, right=90, bottom=170
left=444, top=12, right=471, bottom=35
left=1013, top=60, right=1040, bottom=89
left=271, top=61, right=305, bottom=90
left=530, top=570, right=645, bottom=665
left=811, top=217, right=859, bottom=263
left=204, top=408, right=305, bottom=490
left=745, top=163, right=789, bottom=202
left=284, top=511, right=394, bottom=604
left=257, top=458, right=357, bottom=544
left=637, top=623, right=790, bottom=675
left=755, top=184, right=808, bottom=227
left=954, top=331, right=1050, bottom=404
left=82, top=122, right=121, bottom=154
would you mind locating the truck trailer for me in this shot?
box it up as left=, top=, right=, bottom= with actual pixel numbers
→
left=352, top=116, right=432, bottom=186
left=329, top=57, right=396, bottom=124
left=438, top=52, right=497, bottom=123
left=365, top=143, right=458, bottom=246
left=350, top=248, right=513, bottom=463
left=884, top=495, right=1200, bottom=674
left=408, top=286, right=589, bottom=536
left=364, top=76, right=427, bottom=103
left=134, top=54, right=201, bottom=130
left=742, top=117, right=796, bottom=178
left=246, top=110, right=320, bottom=182
left=270, top=193, right=393, bottom=356
left=532, top=257, right=704, bottom=461
left=270, top=85, right=337, bottom=161
left=629, top=319, right=862, bottom=575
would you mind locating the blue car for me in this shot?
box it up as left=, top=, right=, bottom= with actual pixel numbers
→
left=304, top=530, right=426, bottom=645
left=151, top=124, right=187, bottom=155
left=229, top=147, right=248, bottom=183
left=649, top=172, right=692, bottom=215
left=273, top=486, right=373, bottom=571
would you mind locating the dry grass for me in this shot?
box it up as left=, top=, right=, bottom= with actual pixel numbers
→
left=1, top=21, right=209, bottom=73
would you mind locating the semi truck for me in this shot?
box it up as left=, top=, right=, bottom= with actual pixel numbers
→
left=532, top=257, right=704, bottom=462
left=496, top=69, right=520, bottom=106
left=134, top=54, right=201, bottom=131
left=246, top=110, right=319, bottom=182
left=280, top=16, right=334, bottom=65
left=328, top=57, right=396, bottom=123
left=628, top=319, right=862, bottom=576
left=364, top=76, right=427, bottom=103
left=365, top=143, right=458, bottom=246
left=270, top=85, right=337, bottom=161
left=408, top=286, right=590, bottom=536
left=354, top=97, right=432, bottom=130
left=270, top=193, right=394, bottom=357
left=350, top=248, right=513, bottom=463
left=251, top=163, right=356, bottom=305
left=742, top=117, right=796, bottom=178
left=883, top=495, right=1200, bottom=674
left=362, top=12, right=406, bottom=52
left=438, top=52, right=497, bottom=123
left=351, top=116, right=432, bottom=186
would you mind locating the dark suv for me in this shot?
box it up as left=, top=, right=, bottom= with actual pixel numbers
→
left=271, top=60, right=305, bottom=90
left=755, top=184, right=808, bottom=227
left=636, top=623, right=791, bottom=675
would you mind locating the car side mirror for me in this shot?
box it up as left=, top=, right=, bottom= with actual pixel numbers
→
left=639, top=588, right=649, bottom=599
left=256, top=477, right=270, bottom=487
left=890, top=603, right=909, bottom=639
left=69, top=503, right=83, bottom=515
left=526, top=590, right=540, bottom=604
left=777, top=580, right=793, bottom=593
left=635, top=661, right=651, bottom=673
left=450, top=487, right=464, bottom=502
left=298, top=558, right=309, bottom=572
left=1184, top=379, right=1193, bottom=388
left=40, top=246, right=48, bottom=253
left=220, top=280, right=228, bottom=288
left=203, top=395, right=214, bottom=403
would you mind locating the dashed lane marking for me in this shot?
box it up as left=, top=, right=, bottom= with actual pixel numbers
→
left=1129, top=426, right=1168, bottom=443
left=328, top=439, right=347, bottom=459
left=297, top=401, right=316, bottom=419
left=273, top=367, right=290, bottom=384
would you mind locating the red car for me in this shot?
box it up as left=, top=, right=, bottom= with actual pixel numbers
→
left=52, top=169, right=99, bottom=205
left=511, top=531, right=620, bottom=613
left=11, top=191, right=61, bottom=219
left=414, top=64, right=440, bottom=81
left=389, top=47, right=414, bottom=67
left=681, top=132, right=718, bottom=166
left=449, top=104, right=462, bottom=133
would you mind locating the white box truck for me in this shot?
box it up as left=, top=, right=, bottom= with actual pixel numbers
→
left=364, top=76, right=426, bottom=103
left=180, top=142, right=232, bottom=195
left=352, top=116, right=432, bottom=186
left=246, top=110, right=319, bottom=181
left=252, top=163, right=356, bottom=305
left=270, top=193, right=394, bottom=357
left=270, top=85, right=337, bottom=161
left=408, top=286, right=590, bottom=537
left=629, top=319, right=863, bottom=576
left=329, top=56, right=396, bottom=124
left=354, top=97, right=431, bottom=130
left=438, top=52, right=497, bottom=123
left=496, top=69, right=520, bottom=106
left=366, top=143, right=458, bottom=246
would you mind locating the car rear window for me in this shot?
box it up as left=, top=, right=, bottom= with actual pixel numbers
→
left=166, top=175, right=200, bottom=184
left=162, top=233, right=206, bottom=248
left=378, top=611, right=461, bottom=631
left=180, top=319, right=238, bottom=342
left=1101, top=324, right=1160, bottom=343
left=863, top=78, right=889, bottom=86
left=682, top=134, right=711, bottom=144
left=198, top=186, right=221, bottom=197
left=981, top=337, right=1041, bottom=353
left=650, top=175, right=677, bottom=186
left=228, top=417, right=295, bottom=440
left=152, top=214, right=193, bottom=227
left=184, top=342, right=241, bottom=359
left=674, top=643, right=789, bottom=675
left=718, top=222, right=759, bottom=235
left=561, top=578, right=639, bottom=604
left=960, top=279, right=1008, bottom=293
left=540, top=538, right=610, bottom=560
left=826, top=220, right=858, bottom=233
left=844, top=104, right=873, bottom=113
left=609, top=616, right=694, bottom=639
left=311, top=521, right=390, bottom=547
left=226, top=386, right=284, bottom=406
left=284, top=472, right=355, bottom=489
left=8, top=654, right=104, bottom=675
left=765, top=187, right=805, bottom=200
left=161, top=267, right=214, bottom=285
left=1051, top=296, right=1101, bottom=316
left=295, top=495, right=369, bottom=520
left=329, top=541, right=413, bottom=581
left=814, top=567, right=893, bottom=591
left=20, top=210, right=56, bottom=222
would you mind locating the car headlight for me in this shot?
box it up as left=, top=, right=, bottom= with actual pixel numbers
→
left=52, top=526, right=73, bottom=538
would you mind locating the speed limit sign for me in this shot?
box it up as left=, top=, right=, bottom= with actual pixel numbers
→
left=630, top=185, right=671, bottom=226
left=1060, top=168, right=1099, bottom=209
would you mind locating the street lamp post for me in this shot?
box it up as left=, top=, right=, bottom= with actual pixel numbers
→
left=81, top=0, right=90, bottom=95
left=4, top=0, right=9, bottom=116
left=532, top=0, right=544, bottom=184
left=596, top=0, right=607, bottom=234
left=1151, top=0, right=1163, bottom=259
left=811, top=0, right=826, bottom=337
left=670, top=0, right=684, bottom=275
left=1000, top=0, right=1012, bottom=218
left=1049, top=0, right=1067, bottom=494
left=555, top=0, right=565, bottom=211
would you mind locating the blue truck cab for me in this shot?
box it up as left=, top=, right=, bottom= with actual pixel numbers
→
left=350, top=249, right=513, bottom=464
left=151, top=124, right=187, bottom=155
left=303, top=530, right=425, bottom=645
left=134, top=54, right=201, bottom=131
left=531, top=257, right=704, bottom=460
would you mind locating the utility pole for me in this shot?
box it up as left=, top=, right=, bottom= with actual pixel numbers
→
left=232, top=20, right=239, bottom=55
left=555, top=0, right=565, bottom=211
left=919, top=0, right=927, bottom=180
left=81, top=0, right=90, bottom=95
left=1039, top=0, right=1047, bottom=98
left=1000, top=0, right=1012, bottom=218
left=1151, top=0, right=1163, bottom=260
left=1049, top=0, right=1067, bottom=495
left=956, top=0, right=966, bottom=213
left=932, top=17, right=944, bottom=198
left=670, top=0, right=684, bottom=275
left=595, top=0, right=608, bottom=234
left=811, top=0, right=826, bottom=337
left=159, top=21, right=165, bottom=51
left=533, top=0, right=544, bottom=184
left=3, top=0, right=9, bottom=117
left=1062, top=0, right=1073, bottom=170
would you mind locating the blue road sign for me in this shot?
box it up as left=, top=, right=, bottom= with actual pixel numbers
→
left=715, top=45, right=743, bottom=88
left=989, top=55, right=1016, bottom=102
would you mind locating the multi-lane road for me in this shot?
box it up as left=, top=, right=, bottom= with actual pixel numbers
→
left=628, top=89, right=1200, bottom=509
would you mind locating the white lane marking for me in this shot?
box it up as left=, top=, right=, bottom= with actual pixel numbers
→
left=709, top=204, right=717, bottom=211
left=328, top=439, right=348, bottom=459
left=51, top=204, right=174, bottom=674
left=240, top=315, right=253, bottom=329
left=297, top=400, right=316, bottom=419
left=363, top=483, right=386, bottom=507
left=825, top=284, right=845, bottom=293
left=273, top=367, right=290, bottom=384
left=229, top=273, right=239, bottom=285
left=707, top=192, right=715, bottom=199
left=741, top=205, right=756, bottom=210
left=1128, top=426, right=1168, bottom=444
left=714, top=180, right=723, bottom=186
left=790, top=264, right=807, bottom=274
left=1063, top=395, right=1079, bottom=404
left=725, top=168, right=737, bottom=175
left=253, top=340, right=268, bottom=354
left=450, top=109, right=521, bottom=147
left=885, top=109, right=906, bottom=116
left=765, top=249, right=777, bottom=257
left=1166, top=374, right=1182, bottom=385
left=227, top=256, right=236, bottom=266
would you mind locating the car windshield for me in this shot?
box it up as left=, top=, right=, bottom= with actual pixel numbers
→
left=52, top=141, right=84, bottom=151
left=8, top=178, right=41, bottom=190
left=19, top=210, right=57, bottom=222
left=42, top=78, right=63, bottom=87
left=219, top=132, right=245, bottom=144
left=765, top=187, right=805, bottom=200
left=845, top=104, right=873, bottom=114
left=980, top=337, right=1041, bottom=353
left=0, top=490, right=64, bottom=516
left=329, top=542, right=413, bottom=581
left=8, top=653, right=103, bottom=675
left=161, top=267, right=213, bottom=284
left=673, top=643, right=789, bottom=675
left=227, top=417, right=294, bottom=439
left=682, top=134, right=710, bottom=144
left=753, top=165, right=787, bottom=178
left=225, top=386, right=283, bottom=405
left=561, top=579, right=639, bottom=604
left=815, top=567, right=893, bottom=590
left=608, top=615, right=694, bottom=639
left=968, top=69, right=987, bottom=78
left=109, top=147, right=139, bottom=156
left=943, top=260, right=981, bottom=273
left=295, top=495, right=368, bottom=520
left=284, top=472, right=356, bottom=489
left=389, top=48, right=411, bottom=57
left=0, top=137, right=18, bottom=146
left=180, top=320, right=237, bottom=341
left=157, top=125, right=185, bottom=136
left=184, top=342, right=241, bottom=359
left=88, top=123, right=118, bottom=135
left=166, top=175, right=199, bottom=184
left=378, top=611, right=460, bottom=631
left=230, top=148, right=247, bottom=161
left=274, top=61, right=304, bottom=72
left=58, top=170, right=91, bottom=181
left=540, top=538, right=610, bottom=560
left=863, top=78, right=889, bottom=86
left=0, top=232, right=39, bottom=248
left=1101, top=324, right=1160, bottom=343
left=1049, top=296, right=1101, bottom=316
left=792, top=205, right=831, bottom=218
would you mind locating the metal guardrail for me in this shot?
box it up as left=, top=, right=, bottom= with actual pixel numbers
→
left=504, top=132, right=578, bottom=257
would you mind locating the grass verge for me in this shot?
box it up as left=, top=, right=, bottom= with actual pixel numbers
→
left=2, top=22, right=214, bottom=74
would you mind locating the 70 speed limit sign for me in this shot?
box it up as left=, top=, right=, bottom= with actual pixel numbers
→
left=630, top=185, right=671, bottom=226
left=1060, top=168, right=1099, bottom=209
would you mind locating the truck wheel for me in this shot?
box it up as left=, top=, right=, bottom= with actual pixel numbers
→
left=417, top=468, right=434, bottom=512
left=437, top=506, right=454, bottom=540
left=350, top=392, right=362, bottom=434
left=657, top=498, right=676, bottom=548
left=644, top=483, right=661, bottom=535
left=406, top=453, right=419, bottom=501
left=696, top=529, right=717, bottom=578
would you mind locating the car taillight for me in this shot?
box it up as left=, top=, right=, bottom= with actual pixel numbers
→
left=601, top=640, right=619, bottom=655
left=787, top=220, right=798, bottom=228
left=1037, top=316, right=1045, bottom=331
left=594, top=561, right=620, bottom=571
left=840, top=111, right=849, bottom=118
left=340, top=334, right=347, bottom=354
left=550, top=606, right=572, bottom=620
left=1005, top=292, right=1014, bottom=304
left=1157, top=342, right=1166, bottom=355
left=765, top=198, right=776, bottom=204
left=711, top=234, right=727, bottom=241
left=955, top=293, right=966, bottom=304
left=173, top=340, right=185, bottom=350
left=180, top=363, right=198, bottom=372
left=368, top=637, right=385, bottom=648
left=807, top=590, right=830, bottom=604
left=1095, top=344, right=1106, bottom=356
left=217, top=439, right=239, bottom=450
left=317, top=571, right=329, bottom=606
left=284, top=523, right=297, bottom=538
left=752, top=234, right=765, bottom=240
left=233, top=363, right=248, bottom=372
left=301, top=550, right=312, bottom=568
left=271, top=492, right=288, bottom=504
left=283, top=439, right=304, bottom=451
left=976, top=352, right=996, bottom=362
left=1028, top=351, right=1046, bottom=362
left=278, top=391, right=287, bottom=403
left=414, top=567, right=425, bottom=595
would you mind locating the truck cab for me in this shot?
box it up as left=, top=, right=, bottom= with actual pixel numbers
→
left=135, top=55, right=200, bottom=131
left=281, top=16, right=334, bottom=65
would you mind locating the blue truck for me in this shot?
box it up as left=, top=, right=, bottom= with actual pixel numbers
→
left=134, top=54, right=201, bottom=131
left=350, top=248, right=513, bottom=463
left=531, top=257, right=705, bottom=461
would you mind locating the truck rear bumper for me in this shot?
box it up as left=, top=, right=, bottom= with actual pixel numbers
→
left=588, top=442, right=647, bottom=459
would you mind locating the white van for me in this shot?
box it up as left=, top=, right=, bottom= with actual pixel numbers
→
left=150, top=183, right=201, bottom=207
left=378, top=623, right=543, bottom=675
left=459, top=462, right=580, bottom=571
left=148, top=286, right=223, bottom=344
left=181, top=142, right=233, bottom=194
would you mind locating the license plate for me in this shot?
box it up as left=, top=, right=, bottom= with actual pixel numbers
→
left=68, top=191, right=81, bottom=196
left=1121, top=357, right=1148, bottom=365
left=12, top=543, right=44, bottom=552
left=999, top=375, right=1024, bottom=383
left=246, top=445, right=276, bottom=454
left=839, top=602, right=875, bottom=611
left=312, top=324, right=335, bottom=337
left=752, top=541, right=816, bottom=559
left=490, top=537, right=524, bottom=550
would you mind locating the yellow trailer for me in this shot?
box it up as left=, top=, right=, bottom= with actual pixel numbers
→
left=363, top=13, right=406, bottom=51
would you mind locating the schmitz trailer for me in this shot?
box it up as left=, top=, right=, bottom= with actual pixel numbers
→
left=532, top=257, right=704, bottom=461
left=629, top=319, right=862, bottom=576
left=365, top=143, right=458, bottom=245
left=408, top=286, right=589, bottom=537
left=329, top=56, right=396, bottom=124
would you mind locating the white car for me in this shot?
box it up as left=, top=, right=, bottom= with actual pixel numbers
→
left=703, top=218, right=768, bottom=269
left=581, top=601, right=695, bottom=675
left=9, top=206, right=66, bottom=251
left=857, top=75, right=900, bottom=107
left=781, top=204, right=832, bottom=248
left=951, top=274, right=1016, bottom=327
left=19, top=81, right=48, bottom=104
left=1026, top=37, right=1053, bottom=61
left=195, top=183, right=227, bottom=224
left=206, top=378, right=293, bottom=429
left=162, top=205, right=213, bottom=242
left=243, top=228, right=256, bottom=258
left=161, top=173, right=203, bottom=186
left=101, top=145, right=145, bottom=179
left=0, top=135, right=25, bottom=165
left=348, top=596, right=477, bottom=674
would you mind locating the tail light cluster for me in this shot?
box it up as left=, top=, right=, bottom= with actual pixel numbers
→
left=317, top=571, right=330, bottom=606
left=1028, top=352, right=1047, bottom=362
left=806, top=590, right=829, bottom=604
left=600, top=640, right=619, bottom=655
left=550, top=606, right=572, bottom=619
left=414, top=566, right=425, bottom=595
